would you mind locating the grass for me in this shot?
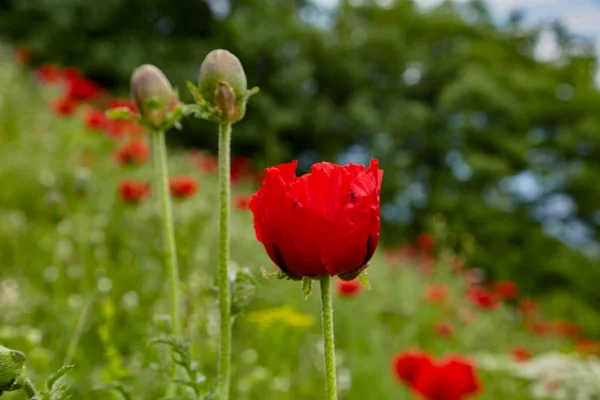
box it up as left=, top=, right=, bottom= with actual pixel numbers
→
left=0, top=55, right=597, bottom=400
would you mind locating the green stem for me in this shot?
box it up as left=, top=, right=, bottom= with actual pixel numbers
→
left=217, top=123, right=232, bottom=400
left=64, top=292, right=95, bottom=365
left=152, top=130, right=181, bottom=398
left=320, top=275, right=338, bottom=400
left=152, top=130, right=182, bottom=337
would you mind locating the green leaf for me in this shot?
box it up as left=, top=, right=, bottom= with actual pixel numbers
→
left=244, top=86, right=260, bottom=101
left=359, top=271, right=371, bottom=290
left=232, top=268, right=258, bottom=314
left=260, top=265, right=292, bottom=280
left=301, top=277, right=313, bottom=300
left=186, top=81, right=204, bottom=103
left=106, top=107, right=137, bottom=121
left=45, top=365, right=74, bottom=391
left=93, top=381, right=132, bottom=400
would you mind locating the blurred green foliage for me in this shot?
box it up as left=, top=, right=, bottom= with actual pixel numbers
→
left=1, top=0, right=600, bottom=314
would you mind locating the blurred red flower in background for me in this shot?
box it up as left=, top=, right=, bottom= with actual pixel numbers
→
left=234, top=194, right=252, bottom=211
left=189, top=151, right=218, bottom=173
left=231, top=156, right=252, bottom=183
left=493, top=280, right=519, bottom=300
left=392, top=350, right=434, bottom=387
left=526, top=319, right=552, bottom=336
left=417, top=233, right=435, bottom=252
left=13, top=47, right=32, bottom=64
left=52, top=97, right=77, bottom=117
left=413, top=356, right=480, bottom=400
left=119, top=180, right=150, bottom=203
left=67, top=77, right=99, bottom=102
left=84, top=108, right=108, bottom=131
left=553, top=320, right=582, bottom=339
left=169, top=176, right=198, bottom=199
left=576, top=338, right=600, bottom=355
left=114, top=140, right=150, bottom=166
left=468, top=287, right=498, bottom=310
left=434, top=322, right=454, bottom=338
left=511, top=347, right=532, bottom=362
left=37, top=64, right=62, bottom=84
left=62, top=67, right=83, bottom=82
left=518, top=298, right=538, bottom=317
left=336, top=278, right=362, bottom=298
left=108, top=98, right=138, bottom=113
left=425, top=284, right=448, bottom=305
left=105, top=119, right=145, bottom=138
left=250, top=160, right=383, bottom=280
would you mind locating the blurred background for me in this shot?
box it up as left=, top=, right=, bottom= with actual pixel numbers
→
left=1, top=0, right=600, bottom=398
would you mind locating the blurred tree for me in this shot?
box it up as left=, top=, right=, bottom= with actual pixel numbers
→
left=1, top=0, right=599, bottom=326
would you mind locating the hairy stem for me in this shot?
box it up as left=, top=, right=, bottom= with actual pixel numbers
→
left=217, top=123, right=232, bottom=400
left=320, top=275, right=338, bottom=400
left=152, top=130, right=181, bottom=397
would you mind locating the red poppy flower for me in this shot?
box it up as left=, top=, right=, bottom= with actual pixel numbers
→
left=250, top=160, right=383, bottom=280
left=493, top=280, right=519, bottom=300
left=52, top=97, right=77, bottom=117
left=61, top=67, right=83, bottom=82
left=114, top=140, right=150, bottom=166
left=189, top=152, right=219, bottom=173
left=234, top=194, right=252, bottom=210
left=553, top=321, right=581, bottom=339
left=425, top=284, right=447, bottom=305
left=526, top=319, right=552, bottom=336
left=105, top=119, right=145, bottom=138
left=37, top=64, right=62, bottom=84
left=336, top=278, right=362, bottom=298
left=67, top=77, right=99, bottom=102
left=231, top=156, right=251, bottom=183
left=511, top=347, right=532, bottom=362
left=119, top=180, right=150, bottom=203
left=434, top=322, right=454, bottom=338
left=575, top=338, right=600, bottom=355
left=413, top=356, right=480, bottom=400
left=13, top=47, right=32, bottom=64
left=84, top=108, right=108, bottom=131
left=392, top=350, right=434, bottom=387
left=468, top=287, right=498, bottom=310
left=417, top=233, right=435, bottom=251
left=169, top=176, right=198, bottom=199
left=518, top=298, right=538, bottom=317
left=108, top=98, right=138, bottom=113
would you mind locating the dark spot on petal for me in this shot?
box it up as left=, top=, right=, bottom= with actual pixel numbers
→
left=293, top=201, right=299, bottom=208
left=349, top=189, right=356, bottom=203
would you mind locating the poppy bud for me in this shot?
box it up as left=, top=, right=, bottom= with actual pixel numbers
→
left=130, top=64, right=178, bottom=129
left=0, top=345, right=26, bottom=391
left=198, top=49, right=248, bottom=123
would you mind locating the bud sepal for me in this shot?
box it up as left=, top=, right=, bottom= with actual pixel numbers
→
left=192, top=49, right=259, bottom=124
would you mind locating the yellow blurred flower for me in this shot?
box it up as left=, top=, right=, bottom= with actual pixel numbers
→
left=245, top=306, right=314, bottom=329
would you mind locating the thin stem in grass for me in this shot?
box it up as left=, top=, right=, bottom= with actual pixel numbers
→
left=64, top=292, right=95, bottom=365
left=217, top=122, right=232, bottom=400
left=152, top=130, right=182, bottom=337
left=151, top=130, right=181, bottom=398
left=320, top=275, right=338, bottom=400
